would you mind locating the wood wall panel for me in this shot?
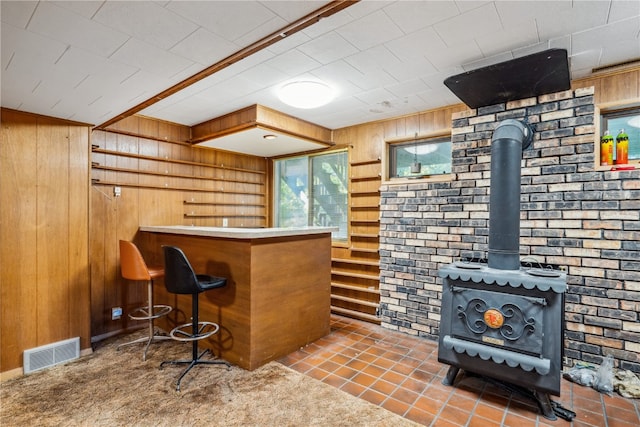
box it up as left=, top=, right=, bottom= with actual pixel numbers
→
left=1, top=109, right=90, bottom=374
left=89, top=118, right=268, bottom=340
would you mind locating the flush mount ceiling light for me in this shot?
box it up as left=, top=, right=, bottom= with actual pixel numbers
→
left=278, top=80, right=335, bottom=109
left=263, top=134, right=277, bottom=140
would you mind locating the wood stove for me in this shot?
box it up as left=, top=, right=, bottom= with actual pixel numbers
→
left=437, top=119, right=568, bottom=420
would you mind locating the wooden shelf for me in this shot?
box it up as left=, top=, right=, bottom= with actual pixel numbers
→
left=350, top=219, right=380, bottom=224
left=184, top=202, right=264, bottom=208
left=350, top=158, right=381, bottom=167
left=351, top=233, right=378, bottom=239
left=92, top=179, right=265, bottom=196
left=350, top=247, right=379, bottom=254
left=350, top=191, right=379, bottom=196
left=331, top=294, right=379, bottom=309
left=351, top=204, right=379, bottom=209
left=332, top=282, right=380, bottom=295
left=184, top=214, right=266, bottom=219
left=92, top=146, right=265, bottom=175
left=92, top=164, right=264, bottom=186
left=331, top=306, right=380, bottom=323
left=331, top=270, right=379, bottom=281
left=350, top=175, right=381, bottom=182
left=332, top=258, right=379, bottom=267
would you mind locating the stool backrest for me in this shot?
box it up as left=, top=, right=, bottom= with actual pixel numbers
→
left=119, top=240, right=151, bottom=281
left=162, top=245, right=201, bottom=295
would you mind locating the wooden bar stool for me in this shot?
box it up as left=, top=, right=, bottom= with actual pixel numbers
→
left=160, top=245, right=230, bottom=391
left=117, top=240, right=172, bottom=361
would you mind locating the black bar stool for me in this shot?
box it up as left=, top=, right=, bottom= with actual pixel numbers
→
left=160, top=245, right=231, bottom=391
left=117, top=240, right=172, bottom=361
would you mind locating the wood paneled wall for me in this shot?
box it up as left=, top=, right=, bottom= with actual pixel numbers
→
left=1, top=109, right=90, bottom=376
left=90, top=116, right=268, bottom=340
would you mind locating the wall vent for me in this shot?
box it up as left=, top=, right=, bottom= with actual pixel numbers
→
left=23, top=337, right=80, bottom=374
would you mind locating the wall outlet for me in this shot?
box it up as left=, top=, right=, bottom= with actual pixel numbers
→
left=222, top=218, right=228, bottom=227
left=113, top=186, right=121, bottom=197
left=111, top=307, right=122, bottom=320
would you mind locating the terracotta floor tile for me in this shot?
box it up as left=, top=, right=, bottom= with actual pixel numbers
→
left=473, top=402, right=506, bottom=423
left=370, top=378, right=398, bottom=395
left=467, top=415, right=503, bottom=427
left=277, top=315, right=640, bottom=427
left=390, top=387, right=420, bottom=406
left=501, top=412, right=537, bottom=427
left=339, top=379, right=366, bottom=397
left=322, top=372, right=347, bottom=389
left=404, top=406, right=436, bottom=425
left=438, top=404, right=472, bottom=425
left=360, top=388, right=387, bottom=406
left=381, top=396, right=411, bottom=417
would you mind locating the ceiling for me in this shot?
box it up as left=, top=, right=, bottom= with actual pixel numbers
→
left=2, top=1, right=639, bottom=156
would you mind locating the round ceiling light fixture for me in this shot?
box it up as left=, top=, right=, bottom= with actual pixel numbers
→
left=278, top=80, right=335, bottom=109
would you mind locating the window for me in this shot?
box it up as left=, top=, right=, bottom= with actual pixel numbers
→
left=601, top=107, right=640, bottom=162
left=274, top=150, right=348, bottom=240
left=389, top=136, right=451, bottom=178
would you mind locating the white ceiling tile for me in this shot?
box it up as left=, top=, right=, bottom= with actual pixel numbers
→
left=261, top=1, right=329, bottom=22
left=170, top=28, right=240, bottom=66
left=434, top=2, right=501, bottom=46
left=385, top=27, right=444, bottom=63
left=609, top=0, right=640, bottom=22
left=110, top=38, right=194, bottom=79
left=93, top=1, right=199, bottom=50
left=384, top=57, right=438, bottom=82
left=475, top=20, right=539, bottom=57
left=462, top=52, right=514, bottom=72
left=28, top=1, right=128, bottom=57
left=1, top=1, right=38, bottom=28
left=1, top=23, right=68, bottom=69
left=385, top=79, right=432, bottom=99
left=265, top=49, right=322, bottom=76
left=344, top=45, right=399, bottom=72
left=383, top=1, right=459, bottom=33
left=348, top=68, right=396, bottom=91
left=52, top=1, right=103, bottom=19
left=166, top=1, right=275, bottom=42
left=297, top=31, right=358, bottom=65
left=536, top=1, right=610, bottom=40
left=266, top=31, right=311, bottom=55
left=572, top=17, right=640, bottom=54
left=336, top=9, right=404, bottom=51
left=569, top=49, right=603, bottom=73
left=238, top=63, right=289, bottom=87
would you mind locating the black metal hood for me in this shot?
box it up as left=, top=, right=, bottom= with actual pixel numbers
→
left=444, top=49, right=570, bottom=109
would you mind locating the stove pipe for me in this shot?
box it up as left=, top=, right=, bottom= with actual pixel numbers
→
left=488, top=119, right=533, bottom=270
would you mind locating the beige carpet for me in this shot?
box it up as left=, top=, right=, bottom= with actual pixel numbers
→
left=1, top=331, right=419, bottom=426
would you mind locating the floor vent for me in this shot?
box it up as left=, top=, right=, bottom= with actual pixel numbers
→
left=23, top=337, right=80, bottom=374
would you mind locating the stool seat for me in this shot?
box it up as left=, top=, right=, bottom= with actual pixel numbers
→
left=160, top=245, right=230, bottom=391
left=117, top=240, right=172, bottom=361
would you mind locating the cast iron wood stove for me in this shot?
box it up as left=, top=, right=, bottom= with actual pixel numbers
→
left=437, top=119, right=567, bottom=420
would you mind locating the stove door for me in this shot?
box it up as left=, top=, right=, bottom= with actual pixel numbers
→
left=450, top=286, right=546, bottom=357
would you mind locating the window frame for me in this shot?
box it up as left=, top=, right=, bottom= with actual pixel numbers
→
left=384, top=132, right=453, bottom=184
left=595, top=101, right=640, bottom=170
left=272, top=149, right=349, bottom=242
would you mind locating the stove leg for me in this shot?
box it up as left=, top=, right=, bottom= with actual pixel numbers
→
left=533, top=390, right=557, bottom=421
left=442, top=366, right=460, bottom=386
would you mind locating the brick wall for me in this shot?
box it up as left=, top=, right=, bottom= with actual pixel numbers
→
left=379, top=87, right=640, bottom=373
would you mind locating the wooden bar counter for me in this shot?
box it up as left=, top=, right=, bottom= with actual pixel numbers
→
left=137, top=225, right=334, bottom=370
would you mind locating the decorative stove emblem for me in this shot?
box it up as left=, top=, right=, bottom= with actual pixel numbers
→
left=484, top=308, right=504, bottom=329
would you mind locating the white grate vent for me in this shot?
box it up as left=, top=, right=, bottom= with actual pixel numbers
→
left=23, top=337, right=80, bottom=374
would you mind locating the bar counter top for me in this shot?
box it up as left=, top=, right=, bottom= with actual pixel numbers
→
left=139, top=225, right=337, bottom=239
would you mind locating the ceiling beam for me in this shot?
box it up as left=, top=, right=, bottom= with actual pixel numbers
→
left=96, top=0, right=359, bottom=130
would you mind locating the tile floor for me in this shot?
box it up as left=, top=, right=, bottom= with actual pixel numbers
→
left=278, top=315, right=640, bottom=427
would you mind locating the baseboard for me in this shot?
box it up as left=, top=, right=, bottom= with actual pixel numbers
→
left=0, top=367, right=23, bottom=382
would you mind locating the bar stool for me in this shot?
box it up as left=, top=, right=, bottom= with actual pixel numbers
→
left=117, top=240, right=172, bottom=360
left=160, top=245, right=231, bottom=391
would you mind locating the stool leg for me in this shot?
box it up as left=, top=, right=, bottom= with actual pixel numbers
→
left=117, top=279, right=172, bottom=361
